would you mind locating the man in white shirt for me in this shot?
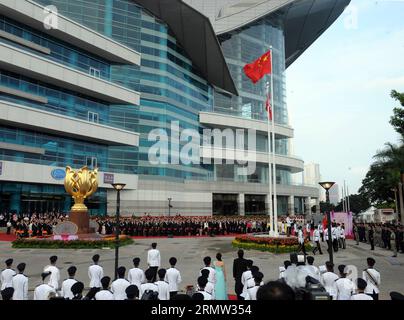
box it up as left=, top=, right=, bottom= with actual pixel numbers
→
left=340, top=224, right=346, bottom=249
left=297, top=226, right=306, bottom=255
left=88, top=254, right=104, bottom=289
left=336, top=224, right=342, bottom=249
left=196, top=276, right=212, bottom=300
left=200, top=256, right=216, bottom=285
left=12, top=263, right=28, bottom=300
left=61, top=266, right=78, bottom=299
left=318, top=223, right=324, bottom=242
left=165, top=257, right=182, bottom=299
left=335, top=264, right=355, bottom=300
left=155, top=269, right=170, bottom=300
left=351, top=278, right=373, bottom=300
left=240, top=260, right=253, bottom=298
left=331, top=224, right=339, bottom=252
left=362, top=257, right=380, bottom=300
left=140, top=269, right=159, bottom=298
left=200, top=269, right=215, bottom=299
left=147, top=243, right=161, bottom=282
left=305, top=256, right=321, bottom=281
left=111, top=266, right=130, bottom=300
left=34, top=272, right=56, bottom=300
left=320, top=261, right=339, bottom=300
left=1, top=258, right=16, bottom=290
left=43, top=255, right=60, bottom=290
left=286, top=216, right=292, bottom=236
left=245, top=272, right=263, bottom=300
left=95, top=276, right=114, bottom=300
left=128, top=257, right=145, bottom=290
left=312, top=226, right=323, bottom=255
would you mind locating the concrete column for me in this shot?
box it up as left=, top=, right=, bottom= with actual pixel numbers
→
left=305, top=197, right=312, bottom=217
left=238, top=193, right=245, bottom=216
left=288, top=195, right=294, bottom=215
left=316, top=198, right=321, bottom=214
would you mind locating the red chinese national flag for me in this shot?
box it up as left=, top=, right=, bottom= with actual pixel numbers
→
left=243, top=50, right=272, bottom=84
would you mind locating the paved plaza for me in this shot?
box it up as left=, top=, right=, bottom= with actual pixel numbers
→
left=1, top=236, right=403, bottom=300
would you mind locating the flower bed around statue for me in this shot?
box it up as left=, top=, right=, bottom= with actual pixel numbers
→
left=11, top=235, right=134, bottom=249
left=232, top=234, right=312, bottom=254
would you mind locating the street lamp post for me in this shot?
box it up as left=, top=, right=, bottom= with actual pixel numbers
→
left=319, top=181, right=335, bottom=264
left=168, top=198, right=172, bottom=217
left=111, top=183, right=126, bottom=280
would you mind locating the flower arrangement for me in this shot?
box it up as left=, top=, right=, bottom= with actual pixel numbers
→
left=232, top=234, right=312, bottom=254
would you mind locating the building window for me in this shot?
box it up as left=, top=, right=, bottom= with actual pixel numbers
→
left=89, top=67, right=101, bottom=78
left=86, top=156, right=97, bottom=169
left=88, top=111, right=99, bottom=123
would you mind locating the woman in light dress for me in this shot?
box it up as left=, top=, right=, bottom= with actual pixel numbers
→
left=214, top=253, right=227, bottom=300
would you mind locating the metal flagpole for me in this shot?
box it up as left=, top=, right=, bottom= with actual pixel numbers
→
left=270, top=46, right=278, bottom=236
left=266, top=80, right=273, bottom=234
left=342, top=186, right=346, bottom=213
left=347, top=185, right=351, bottom=213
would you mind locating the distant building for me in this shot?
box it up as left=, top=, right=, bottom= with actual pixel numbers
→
left=329, top=184, right=340, bottom=205
left=303, top=163, right=323, bottom=207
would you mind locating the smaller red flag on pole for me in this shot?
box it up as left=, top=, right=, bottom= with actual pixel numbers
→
left=265, top=93, right=272, bottom=121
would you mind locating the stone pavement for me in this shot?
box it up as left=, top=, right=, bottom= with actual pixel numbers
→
left=0, top=237, right=403, bottom=300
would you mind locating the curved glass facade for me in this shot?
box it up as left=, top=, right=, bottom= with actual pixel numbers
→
left=216, top=13, right=288, bottom=125
left=37, top=0, right=214, bottom=181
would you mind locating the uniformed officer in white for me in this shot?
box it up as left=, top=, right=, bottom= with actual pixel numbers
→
left=12, top=263, right=28, bottom=300
left=1, top=258, right=16, bottom=290
left=61, top=266, right=78, bottom=299
left=335, top=264, right=354, bottom=300
left=362, top=257, right=380, bottom=300
left=155, top=269, right=170, bottom=300
left=196, top=276, right=212, bottom=300
left=320, top=261, right=338, bottom=300
left=88, top=254, right=104, bottom=289
left=351, top=278, right=373, bottom=300
left=128, top=257, right=145, bottom=290
left=312, top=226, right=323, bottom=255
left=111, top=266, right=130, bottom=300
left=318, top=223, right=324, bottom=242
left=43, top=255, right=60, bottom=290
left=340, top=224, right=346, bottom=249
left=165, top=257, right=182, bottom=299
left=244, top=272, right=263, bottom=300
left=95, top=276, right=114, bottom=300
left=34, top=272, right=56, bottom=300
left=297, top=226, right=306, bottom=255
left=147, top=243, right=161, bottom=282
left=240, top=260, right=253, bottom=298
left=140, top=269, right=159, bottom=298
left=200, top=268, right=215, bottom=299
left=200, top=256, right=216, bottom=285
left=306, top=256, right=320, bottom=281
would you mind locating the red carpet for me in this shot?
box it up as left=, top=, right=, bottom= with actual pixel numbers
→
left=0, top=233, right=16, bottom=241
left=130, top=234, right=238, bottom=239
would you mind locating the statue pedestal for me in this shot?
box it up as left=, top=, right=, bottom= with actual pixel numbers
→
left=69, top=211, right=91, bottom=234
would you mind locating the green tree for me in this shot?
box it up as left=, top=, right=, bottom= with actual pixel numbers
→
left=334, top=193, right=371, bottom=214
left=319, top=201, right=334, bottom=213
left=390, top=90, right=404, bottom=137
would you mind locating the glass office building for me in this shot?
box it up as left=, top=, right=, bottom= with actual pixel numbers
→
left=0, top=0, right=350, bottom=216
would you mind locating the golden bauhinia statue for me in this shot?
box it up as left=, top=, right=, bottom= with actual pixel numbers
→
left=64, top=166, right=98, bottom=212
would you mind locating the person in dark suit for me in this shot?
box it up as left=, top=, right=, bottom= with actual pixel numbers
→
left=233, top=249, right=248, bottom=300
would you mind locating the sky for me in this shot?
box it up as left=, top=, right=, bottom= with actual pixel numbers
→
left=287, top=0, right=404, bottom=195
